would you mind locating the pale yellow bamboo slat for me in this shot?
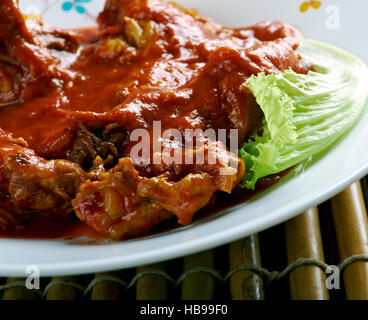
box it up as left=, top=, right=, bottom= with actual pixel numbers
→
left=228, top=234, right=264, bottom=300
left=181, top=250, right=215, bottom=300
left=285, top=207, right=329, bottom=300
left=331, top=182, right=368, bottom=300
left=2, top=278, right=38, bottom=300
left=136, top=263, right=169, bottom=300
left=46, top=276, right=81, bottom=300
left=91, top=272, right=124, bottom=300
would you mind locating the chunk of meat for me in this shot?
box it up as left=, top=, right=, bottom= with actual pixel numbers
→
left=73, top=139, right=244, bottom=238
left=73, top=157, right=173, bottom=239
left=137, top=173, right=216, bottom=225
left=182, top=39, right=305, bottom=143
left=0, top=129, right=86, bottom=227
left=242, top=39, right=307, bottom=75
left=138, top=139, right=245, bottom=224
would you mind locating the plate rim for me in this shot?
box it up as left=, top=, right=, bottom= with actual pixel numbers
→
left=1, top=0, right=368, bottom=277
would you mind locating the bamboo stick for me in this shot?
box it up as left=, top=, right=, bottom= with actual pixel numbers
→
left=91, top=272, right=124, bottom=300
left=2, top=277, right=39, bottom=300
left=136, top=263, right=169, bottom=300
left=181, top=250, right=215, bottom=300
left=228, top=235, right=264, bottom=300
left=331, top=181, right=368, bottom=300
left=46, top=276, right=81, bottom=300
left=285, top=207, right=329, bottom=300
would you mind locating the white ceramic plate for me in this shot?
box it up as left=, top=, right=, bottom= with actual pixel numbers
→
left=1, top=0, right=367, bottom=277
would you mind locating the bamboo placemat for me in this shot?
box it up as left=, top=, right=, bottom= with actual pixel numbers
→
left=1, top=178, right=368, bottom=300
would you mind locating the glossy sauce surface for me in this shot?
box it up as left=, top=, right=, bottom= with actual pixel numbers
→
left=0, top=0, right=305, bottom=239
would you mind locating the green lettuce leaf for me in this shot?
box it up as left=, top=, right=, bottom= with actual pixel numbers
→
left=240, top=38, right=368, bottom=189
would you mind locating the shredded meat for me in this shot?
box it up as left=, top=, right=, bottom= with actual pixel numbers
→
left=67, top=123, right=127, bottom=170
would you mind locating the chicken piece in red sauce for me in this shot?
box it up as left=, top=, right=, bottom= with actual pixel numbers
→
left=0, top=0, right=306, bottom=239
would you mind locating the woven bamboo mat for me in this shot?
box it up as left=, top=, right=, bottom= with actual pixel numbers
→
left=1, top=178, right=368, bottom=300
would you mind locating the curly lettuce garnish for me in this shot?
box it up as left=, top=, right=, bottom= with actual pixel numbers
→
left=240, top=39, right=368, bottom=189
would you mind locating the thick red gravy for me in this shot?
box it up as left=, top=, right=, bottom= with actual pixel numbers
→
left=0, top=0, right=305, bottom=240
